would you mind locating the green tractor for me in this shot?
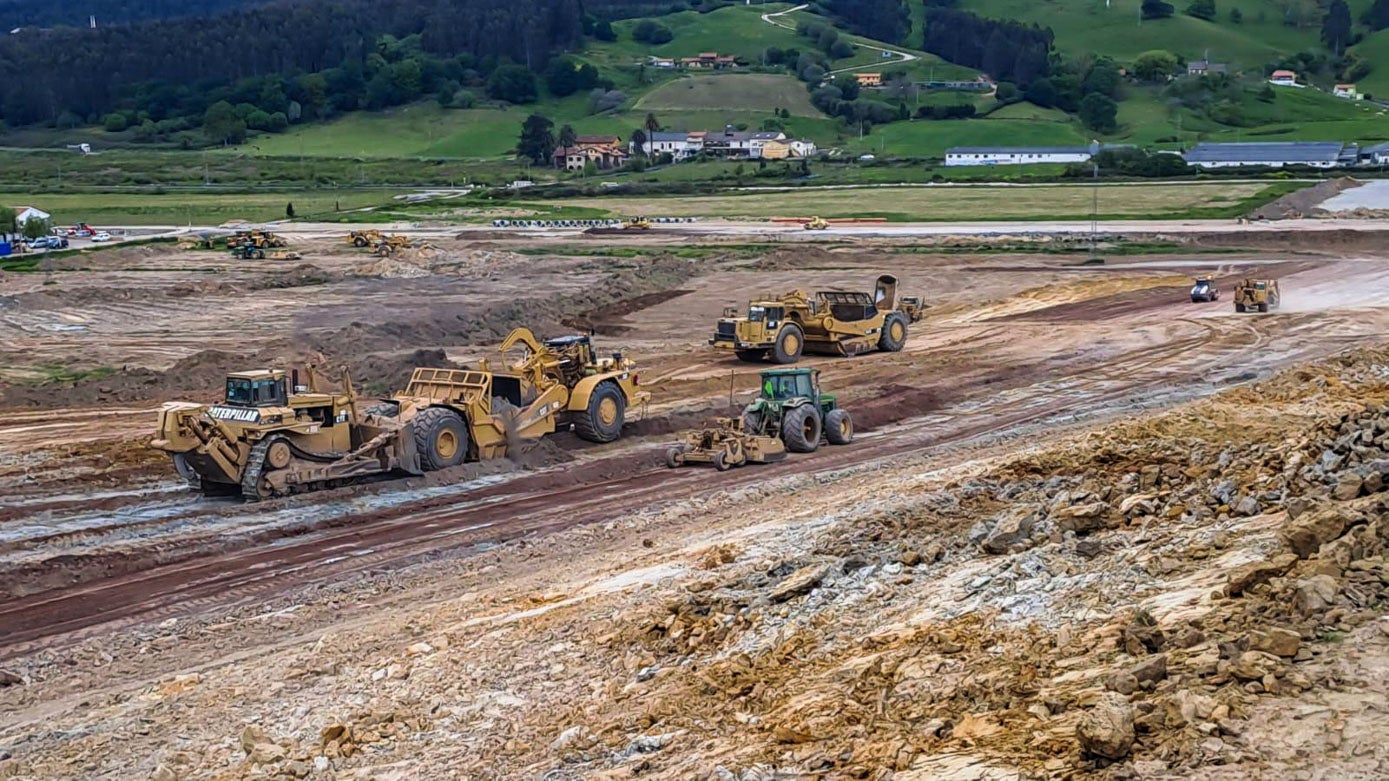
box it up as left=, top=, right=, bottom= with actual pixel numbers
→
left=741, top=367, right=853, bottom=453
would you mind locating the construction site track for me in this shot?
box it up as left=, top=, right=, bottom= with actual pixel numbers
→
left=0, top=340, right=1235, bottom=663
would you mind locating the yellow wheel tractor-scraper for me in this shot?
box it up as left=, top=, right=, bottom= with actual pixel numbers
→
left=151, top=327, right=648, bottom=500
left=668, top=367, right=852, bottom=471
left=710, top=274, right=924, bottom=364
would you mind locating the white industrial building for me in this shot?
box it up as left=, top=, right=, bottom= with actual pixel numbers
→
left=943, top=146, right=1097, bottom=166
left=1182, top=141, right=1345, bottom=169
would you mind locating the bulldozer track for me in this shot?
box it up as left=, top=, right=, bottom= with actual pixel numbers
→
left=239, top=438, right=271, bottom=501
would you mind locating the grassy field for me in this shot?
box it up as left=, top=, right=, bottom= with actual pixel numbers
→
left=551, top=181, right=1286, bottom=221
left=965, top=0, right=1319, bottom=69
left=1, top=190, right=401, bottom=225
left=635, top=73, right=820, bottom=116
left=843, top=117, right=1089, bottom=156
left=1352, top=30, right=1389, bottom=100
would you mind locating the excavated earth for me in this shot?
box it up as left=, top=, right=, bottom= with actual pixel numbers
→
left=3, top=231, right=1389, bottom=779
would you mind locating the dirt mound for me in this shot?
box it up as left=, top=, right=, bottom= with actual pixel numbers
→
left=562, top=289, right=693, bottom=335
left=347, top=348, right=456, bottom=395
left=0, top=349, right=265, bottom=409
left=313, top=256, right=701, bottom=357
left=1249, top=177, right=1362, bottom=220
left=751, top=245, right=842, bottom=271
left=852, top=383, right=948, bottom=430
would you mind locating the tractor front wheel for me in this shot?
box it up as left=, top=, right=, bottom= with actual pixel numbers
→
left=575, top=382, right=626, bottom=443
left=414, top=407, right=469, bottom=471
left=781, top=404, right=821, bottom=453
left=772, top=324, right=804, bottom=364
left=825, top=408, right=854, bottom=445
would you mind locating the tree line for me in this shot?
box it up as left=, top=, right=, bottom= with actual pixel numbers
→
left=0, top=0, right=265, bottom=29
left=0, top=0, right=585, bottom=127
left=814, top=0, right=910, bottom=45
left=921, top=7, right=1053, bottom=89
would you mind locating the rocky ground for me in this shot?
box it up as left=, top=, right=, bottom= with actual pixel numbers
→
left=3, top=232, right=1389, bottom=780
left=2, top=342, right=1389, bottom=781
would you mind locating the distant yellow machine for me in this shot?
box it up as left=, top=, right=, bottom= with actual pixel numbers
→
left=804, top=216, right=829, bottom=230
left=710, top=275, right=925, bottom=363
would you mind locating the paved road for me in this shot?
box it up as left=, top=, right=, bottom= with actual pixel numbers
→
left=760, top=3, right=918, bottom=75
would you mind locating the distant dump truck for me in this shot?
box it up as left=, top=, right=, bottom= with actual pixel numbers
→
left=1233, top=278, right=1281, bottom=313
left=710, top=274, right=924, bottom=364
left=1190, top=276, right=1220, bottom=303
left=151, top=328, right=648, bottom=500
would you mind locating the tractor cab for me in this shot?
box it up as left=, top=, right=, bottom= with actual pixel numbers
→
left=224, top=370, right=288, bottom=408
left=760, top=368, right=817, bottom=401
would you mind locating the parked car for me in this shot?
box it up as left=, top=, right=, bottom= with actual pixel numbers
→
left=91, top=232, right=112, bottom=242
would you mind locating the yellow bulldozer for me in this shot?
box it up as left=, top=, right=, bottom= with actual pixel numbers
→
left=710, top=274, right=925, bottom=363
left=804, top=216, right=830, bottom=230
left=151, top=328, right=648, bottom=500
left=225, top=229, right=287, bottom=250
left=1233, top=278, right=1281, bottom=313
left=347, top=230, right=384, bottom=248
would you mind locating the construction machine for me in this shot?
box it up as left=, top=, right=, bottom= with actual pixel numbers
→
left=226, top=230, right=287, bottom=250
left=347, top=230, right=384, bottom=248
left=1233, top=278, right=1281, bottom=313
left=1190, top=276, right=1220, bottom=303
left=668, top=367, right=851, bottom=469
left=710, top=274, right=924, bottom=364
left=625, top=218, right=651, bottom=230
left=151, top=327, right=648, bottom=500
left=804, top=216, right=830, bottom=230
left=373, top=234, right=415, bottom=256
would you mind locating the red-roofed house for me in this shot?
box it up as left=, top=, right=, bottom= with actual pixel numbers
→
left=1269, top=70, right=1298, bottom=86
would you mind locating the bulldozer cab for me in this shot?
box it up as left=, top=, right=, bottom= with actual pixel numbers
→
left=874, top=274, right=900, bottom=312
left=224, top=371, right=288, bottom=407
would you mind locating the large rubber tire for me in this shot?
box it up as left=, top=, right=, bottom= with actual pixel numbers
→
left=878, top=312, right=908, bottom=352
left=574, top=382, right=625, bottom=443
left=666, top=447, right=685, bottom=468
left=353, top=237, right=368, bottom=247
left=1258, top=302, right=1268, bottom=313
left=1235, top=303, right=1245, bottom=313
left=735, top=349, right=767, bottom=363
left=413, top=407, right=469, bottom=471
left=825, top=408, right=853, bottom=446
left=772, top=324, right=804, bottom=365
left=714, top=450, right=731, bottom=471
left=781, top=404, right=821, bottom=453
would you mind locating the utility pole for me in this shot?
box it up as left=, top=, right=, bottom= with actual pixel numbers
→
left=1090, top=157, right=1100, bottom=262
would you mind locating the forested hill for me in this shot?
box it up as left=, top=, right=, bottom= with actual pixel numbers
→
left=0, top=0, right=583, bottom=125
left=0, top=0, right=269, bottom=29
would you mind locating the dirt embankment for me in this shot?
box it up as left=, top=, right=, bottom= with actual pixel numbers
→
left=1248, top=177, right=1362, bottom=221
left=308, top=255, right=702, bottom=355
left=0, top=255, right=706, bottom=410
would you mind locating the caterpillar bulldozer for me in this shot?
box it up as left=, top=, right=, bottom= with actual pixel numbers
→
left=667, top=367, right=851, bottom=470
left=347, top=230, right=384, bottom=248
left=225, top=230, right=287, bottom=250
left=804, top=216, right=830, bottom=230
left=1233, top=278, right=1281, bottom=313
left=151, top=328, right=648, bottom=500
left=710, top=274, right=924, bottom=364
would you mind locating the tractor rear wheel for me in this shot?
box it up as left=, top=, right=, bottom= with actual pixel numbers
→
left=735, top=349, right=767, bottom=363
left=772, top=324, right=804, bottom=364
left=574, top=382, right=625, bottom=443
left=781, top=404, right=821, bottom=453
left=825, top=408, right=854, bottom=445
left=878, top=312, right=908, bottom=352
left=413, top=407, right=469, bottom=471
